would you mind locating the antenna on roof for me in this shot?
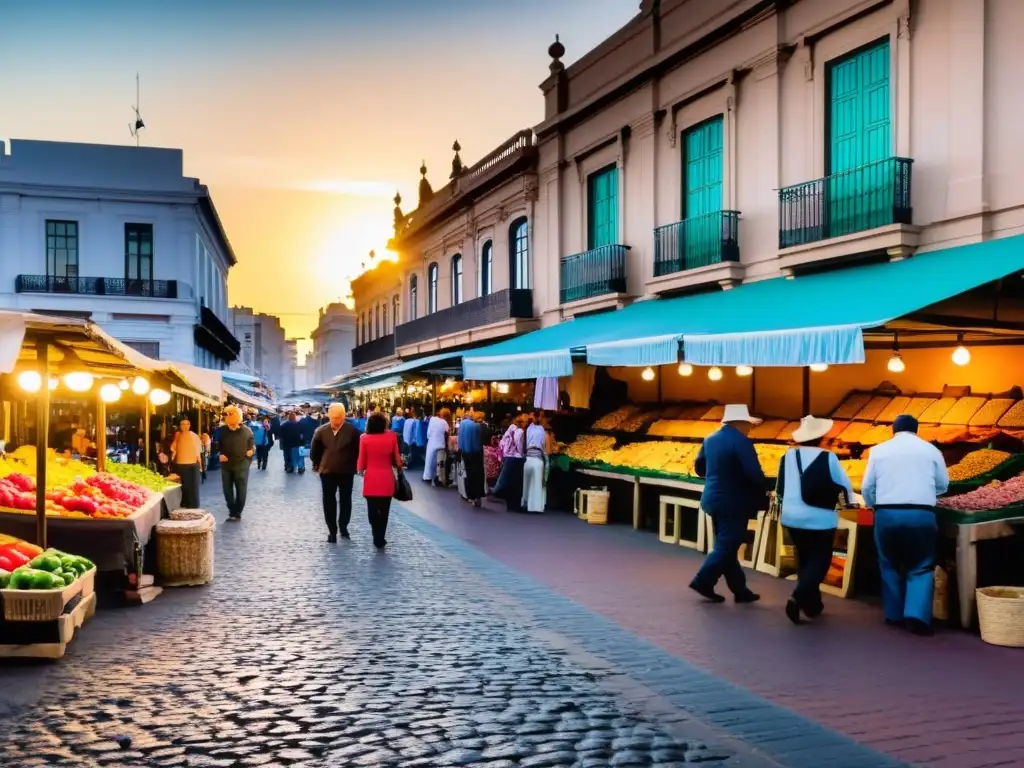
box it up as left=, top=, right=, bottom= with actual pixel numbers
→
left=129, top=73, right=145, bottom=147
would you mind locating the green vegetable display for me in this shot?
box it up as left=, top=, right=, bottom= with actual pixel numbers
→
left=2, top=548, right=94, bottom=590
left=0, top=568, right=10, bottom=588
left=106, top=463, right=174, bottom=491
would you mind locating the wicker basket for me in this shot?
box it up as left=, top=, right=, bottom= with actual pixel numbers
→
left=977, top=586, right=1024, bottom=648
left=156, top=514, right=216, bottom=587
left=1, top=568, right=96, bottom=622
left=576, top=489, right=610, bottom=525
left=169, top=509, right=206, bottom=521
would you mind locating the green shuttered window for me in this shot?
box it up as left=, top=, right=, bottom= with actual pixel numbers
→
left=587, top=165, right=618, bottom=249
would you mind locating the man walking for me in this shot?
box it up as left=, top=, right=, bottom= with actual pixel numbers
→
left=252, top=416, right=273, bottom=470
left=862, top=414, right=948, bottom=636
left=279, top=411, right=304, bottom=474
left=219, top=405, right=255, bottom=521
left=170, top=417, right=202, bottom=508
left=310, top=403, right=360, bottom=543
left=689, top=404, right=766, bottom=604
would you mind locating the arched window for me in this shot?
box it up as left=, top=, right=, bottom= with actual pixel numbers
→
left=375, top=305, right=381, bottom=338
left=480, top=241, right=493, bottom=297
left=382, top=302, right=388, bottom=334
left=360, top=312, right=366, bottom=343
left=451, top=254, right=463, bottom=305
left=510, top=217, right=529, bottom=289
left=428, top=263, right=439, bottom=313
left=409, top=275, right=418, bottom=321
left=392, top=295, right=400, bottom=327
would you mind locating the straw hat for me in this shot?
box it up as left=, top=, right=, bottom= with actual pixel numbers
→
left=791, top=415, right=834, bottom=444
left=721, top=404, right=762, bottom=425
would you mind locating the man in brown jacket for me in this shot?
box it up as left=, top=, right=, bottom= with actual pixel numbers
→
left=310, top=403, right=360, bottom=543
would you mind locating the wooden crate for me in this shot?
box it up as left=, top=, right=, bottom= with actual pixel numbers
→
left=0, top=591, right=97, bottom=659
left=1, top=568, right=96, bottom=622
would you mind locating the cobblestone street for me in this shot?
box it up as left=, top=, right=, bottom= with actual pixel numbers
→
left=0, top=459, right=862, bottom=768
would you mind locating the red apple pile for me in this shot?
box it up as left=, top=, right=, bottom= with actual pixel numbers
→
left=0, top=472, right=150, bottom=519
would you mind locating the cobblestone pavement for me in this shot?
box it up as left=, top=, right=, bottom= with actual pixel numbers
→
left=0, top=461, right=909, bottom=768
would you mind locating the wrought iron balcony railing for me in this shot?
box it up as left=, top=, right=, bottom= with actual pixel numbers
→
left=778, top=157, right=913, bottom=249
left=559, top=244, right=629, bottom=304
left=15, top=274, right=179, bottom=298
left=653, top=211, right=740, bottom=277
left=352, top=334, right=396, bottom=367
left=395, top=288, right=533, bottom=348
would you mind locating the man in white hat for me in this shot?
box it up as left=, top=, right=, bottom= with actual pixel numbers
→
left=690, top=404, right=767, bottom=603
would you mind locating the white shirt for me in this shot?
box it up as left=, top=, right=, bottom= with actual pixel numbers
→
left=861, top=432, right=949, bottom=509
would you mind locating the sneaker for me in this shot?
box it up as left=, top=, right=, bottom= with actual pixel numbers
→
left=734, top=591, right=761, bottom=604
left=688, top=582, right=725, bottom=603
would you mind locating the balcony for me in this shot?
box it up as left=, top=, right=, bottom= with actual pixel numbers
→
left=15, top=275, right=179, bottom=298
left=648, top=211, right=745, bottom=292
left=778, top=157, right=918, bottom=272
left=352, top=333, right=396, bottom=368
left=194, top=304, right=241, bottom=363
left=395, top=288, right=535, bottom=354
left=559, top=244, right=630, bottom=308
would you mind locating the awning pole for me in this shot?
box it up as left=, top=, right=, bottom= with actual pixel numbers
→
left=144, top=401, right=151, bottom=468
left=96, top=389, right=107, bottom=473
left=802, top=367, right=810, bottom=416
left=431, top=375, right=437, bottom=416
left=750, top=368, right=757, bottom=413
left=35, top=340, right=50, bottom=549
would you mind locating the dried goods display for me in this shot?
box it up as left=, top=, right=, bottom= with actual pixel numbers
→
left=679, top=404, right=713, bottom=419
left=619, top=411, right=655, bottom=433
left=822, top=421, right=849, bottom=442
left=838, top=459, right=867, bottom=492
left=946, top=448, right=1012, bottom=482
left=917, top=425, right=970, bottom=444
left=659, top=405, right=685, bottom=419
left=837, top=422, right=873, bottom=444
left=700, top=405, right=726, bottom=422
left=777, top=422, right=801, bottom=442
left=592, top=406, right=641, bottom=431
left=747, top=419, right=788, bottom=440
left=969, top=398, right=1015, bottom=427
left=564, top=435, right=617, bottom=462
left=596, top=442, right=698, bottom=475
left=997, top=399, right=1024, bottom=428
left=902, top=397, right=938, bottom=420
left=853, top=396, right=892, bottom=422
left=832, top=393, right=873, bottom=420
left=858, top=425, right=893, bottom=446
left=939, top=397, right=987, bottom=426
left=918, top=397, right=958, bottom=423
left=937, top=474, right=1024, bottom=512
left=877, top=396, right=912, bottom=423
left=648, top=420, right=718, bottom=439
left=754, top=444, right=788, bottom=477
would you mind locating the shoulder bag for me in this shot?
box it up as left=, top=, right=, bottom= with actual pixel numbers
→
left=794, top=449, right=846, bottom=510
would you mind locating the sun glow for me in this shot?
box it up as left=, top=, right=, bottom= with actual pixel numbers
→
left=314, top=207, right=397, bottom=288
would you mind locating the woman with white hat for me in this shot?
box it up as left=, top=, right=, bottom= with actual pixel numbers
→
left=777, top=415, right=855, bottom=625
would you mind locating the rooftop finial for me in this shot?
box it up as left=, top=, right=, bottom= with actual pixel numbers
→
left=393, top=191, right=404, bottom=234
left=450, top=140, right=464, bottom=180
left=548, top=34, right=565, bottom=74
left=420, top=160, right=428, bottom=177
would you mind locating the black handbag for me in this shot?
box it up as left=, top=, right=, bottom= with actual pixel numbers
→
left=394, top=469, right=413, bottom=502
left=794, top=449, right=846, bottom=510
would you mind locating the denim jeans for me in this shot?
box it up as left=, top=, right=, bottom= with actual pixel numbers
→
left=221, top=466, right=250, bottom=518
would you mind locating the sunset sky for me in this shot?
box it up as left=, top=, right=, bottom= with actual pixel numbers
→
left=1, top=0, right=635, bottom=349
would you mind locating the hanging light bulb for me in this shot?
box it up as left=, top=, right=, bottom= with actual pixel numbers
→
left=119, top=378, right=130, bottom=390
left=100, top=383, right=122, bottom=403
left=17, top=370, right=42, bottom=393
left=708, top=366, right=723, bottom=382
left=131, top=376, right=150, bottom=395
left=677, top=363, right=693, bottom=377
left=735, top=365, right=754, bottom=377
left=952, top=334, right=971, bottom=366
left=63, top=372, right=94, bottom=392
left=887, top=352, right=905, bottom=373
left=641, top=366, right=655, bottom=381
left=149, top=388, right=171, bottom=406
left=48, top=377, right=59, bottom=390
left=809, top=363, right=829, bottom=373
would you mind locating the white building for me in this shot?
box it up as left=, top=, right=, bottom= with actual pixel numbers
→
left=309, top=302, right=357, bottom=384
left=0, top=139, right=240, bottom=368
left=229, top=306, right=288, bottom=395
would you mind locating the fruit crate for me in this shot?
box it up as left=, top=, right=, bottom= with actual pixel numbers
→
left=0, top=568, right=96, bottom=622
left=0, top=590, right=97, bottom=659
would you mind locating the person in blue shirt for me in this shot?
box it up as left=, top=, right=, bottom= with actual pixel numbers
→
left=391, top=407, right=406, bottom=451
left=402, top=408, right=419, bottom=466
left=690, top=404, right=767, bottom=604
left=457, top=409, right=484, bottom=506
left=777, top=415, right=855, bottom=625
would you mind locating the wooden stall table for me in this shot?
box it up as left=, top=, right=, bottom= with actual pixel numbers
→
left=161, top=484, right=183, bottom=515
left=576, top=467, right=640, bottom=528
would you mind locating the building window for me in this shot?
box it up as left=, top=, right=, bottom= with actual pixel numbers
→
left=123, top=340, right=160, bottom=358
left=45, top=220, right=79, bottom=283
left=124, top=223, right=154, bottom=294
left=409, top=276, right=418, bottom=321
left=510, top=218, right=529, bottom=289
left=392, top=295, right=400, bottom=327
left=587, top=165, right=618, bottom=249
left=382, top=302, right=388, bottom=334
left=682, top=116, right=724, bottom=219
left=480, top=241, right=493, bottom=297
left=375, top=305, right=381, bottom=338
left=428, top=263, right=438, bottom=314
left=451, top=254, right=463, bottom=305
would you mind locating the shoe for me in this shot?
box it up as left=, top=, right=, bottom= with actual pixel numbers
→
left=734, top=591, right=760, bottom=604
left=340, top=530, right=351, bottom=539
left=473, top=499, right=482, bottom=508
left=689, top=582, right=726, bottom=603
left=374, top=540, right=387, bottom=549
left=226, top=515, right=239, bottom=523
left=885, top=618, right=904, bottom=628
left=298, top=470, right=305, bottom=475
left=327, top=534, right=337, bottom=544
left=785, top=599, right=802, bottom=625
left=905, top=618, right=934, bottom=636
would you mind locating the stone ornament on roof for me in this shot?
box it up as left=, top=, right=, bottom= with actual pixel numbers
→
left=418, top=161, right=434, bottom=206
left=393, top=191, right=404, bottom=234
left=450, top=140, right=464, bottom=180
left=549, top=34, right=565, bottom=74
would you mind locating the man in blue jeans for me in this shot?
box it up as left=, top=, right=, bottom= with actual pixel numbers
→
left=218, top=405, right=255, bottom=521
left=279, top=411, right=304, bottom=474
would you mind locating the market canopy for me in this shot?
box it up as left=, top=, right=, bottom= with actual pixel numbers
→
left=328, top=351, right=463, bottom=392
left=223, top=381, right=274, bottom=411
left=463, top=233, right=1024, bottom=378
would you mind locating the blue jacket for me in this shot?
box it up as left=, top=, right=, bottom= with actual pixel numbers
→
left=298, top=416, right=317, bottom=446
left=457, top=418, right=482, bottom=453
left=278, top=420, right=303, bottom=450
left=695, top=425, right=767, bottom=521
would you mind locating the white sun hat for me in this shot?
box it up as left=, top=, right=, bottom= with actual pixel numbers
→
left=721, top=404, right=762, bottom=425
left=791, top=415, right=834, bottom=444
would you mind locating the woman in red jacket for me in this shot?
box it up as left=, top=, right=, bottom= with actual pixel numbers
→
left=357, top=412, right=404, bottom=548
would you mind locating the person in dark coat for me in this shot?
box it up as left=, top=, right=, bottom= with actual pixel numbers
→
left=299, top=411, right=318, bottom=448
left=278, top=411, right=305, bottom=474
left=690, top=404, right=767, bottom=604
left=310, top=403, right=360, bottom=543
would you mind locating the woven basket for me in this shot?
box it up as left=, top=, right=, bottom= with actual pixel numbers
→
left=169, top=509, right=206, bottom=521
left=576, top=489, right=609, bottom=525
left=977, top=586, right=1024, bottom=647
left=156, top=514, right=216, bottom=587
left=1, top=568, right=96, bottom=622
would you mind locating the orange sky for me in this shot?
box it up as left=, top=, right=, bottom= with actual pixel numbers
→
left=1, top=0, right=636, bottom=353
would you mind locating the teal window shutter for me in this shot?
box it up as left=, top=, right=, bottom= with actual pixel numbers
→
left=683, top=116, right=723, bottom=219
left=587, top=165, right=619, bottom=249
